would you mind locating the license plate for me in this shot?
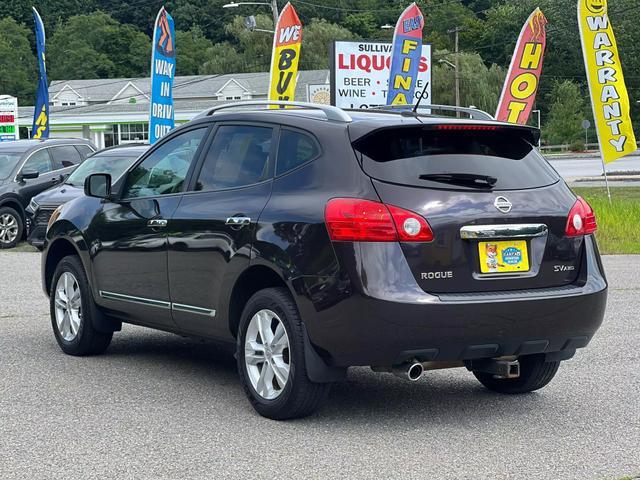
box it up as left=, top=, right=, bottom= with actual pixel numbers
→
left=478, top=240, right=529, bottom=274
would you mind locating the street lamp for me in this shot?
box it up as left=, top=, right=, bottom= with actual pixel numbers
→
left=380, top=24, right=394, bottom=29
left=438, top=59, right=460, bottom=116
left=223, top=1, right=279, bottom=26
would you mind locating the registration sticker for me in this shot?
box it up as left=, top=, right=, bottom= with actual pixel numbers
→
left=478, top=240, right=530, bottom=274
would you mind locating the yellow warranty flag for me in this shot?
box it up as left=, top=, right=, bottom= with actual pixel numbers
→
left=578, top=0, right=637, bottom=164
left=268, top=2, right=302, bottom=105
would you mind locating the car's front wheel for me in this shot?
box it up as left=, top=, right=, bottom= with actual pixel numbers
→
left=473, top=354, right=560, bottom=394
left=237, top=287, right=330, bottom=420
left=50, top=255, right=113, bottom=356
left=0, top=207, right=23, bottom=249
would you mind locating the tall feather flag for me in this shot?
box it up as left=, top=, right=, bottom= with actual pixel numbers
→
left=386, top=3, right=425, bottom=106
left=31, top=7, right=49, bottom=139
left=268, top=2, right=302, bottom=105
left=495, top=8, right=547, bottom=124
left=149, top=7, right=176, bottom=144
left=578, top=0, right=636, bottom=165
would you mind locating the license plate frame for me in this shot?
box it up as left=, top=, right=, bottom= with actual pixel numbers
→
left=478, top=240, right=530, bottom=274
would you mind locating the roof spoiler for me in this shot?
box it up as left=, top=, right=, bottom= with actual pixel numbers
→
left=351, top=122, right=541, bottom=148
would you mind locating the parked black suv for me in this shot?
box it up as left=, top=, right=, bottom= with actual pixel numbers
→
left=0, top=139, right=95, bottom=248
left=42, top=102, right=607, bottom=419
left=26, top=144, right=148, bottom=249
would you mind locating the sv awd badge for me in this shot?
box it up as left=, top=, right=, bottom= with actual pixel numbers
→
left=421, top=271, right=454, bottom=280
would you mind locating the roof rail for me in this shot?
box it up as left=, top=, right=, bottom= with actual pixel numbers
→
left=202, top=100, right=353, bottom=123
left=370, top=104, right=494, bottom=121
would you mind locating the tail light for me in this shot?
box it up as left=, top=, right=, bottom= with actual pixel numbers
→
left=325, top=198, right=433, bottom=242
left=565, top=196, right=597, bottom=237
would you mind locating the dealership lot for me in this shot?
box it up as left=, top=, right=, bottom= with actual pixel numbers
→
left=1, top=251, right=638, bottom=480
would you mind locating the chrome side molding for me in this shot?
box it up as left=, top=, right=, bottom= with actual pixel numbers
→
left=460, top=224, right=548, bottom=240
left=99, top=291, right=215, bottom=317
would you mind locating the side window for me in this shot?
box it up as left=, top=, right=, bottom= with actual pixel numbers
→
left=276, top=129, right=320, bottom=176
left=195, top=125, right=272, bottom=191
left=75, top=145, right=94, bottom=160
left=23, top=149, right=52, bottom=174
left=123, top=128, right=207, bottom=199
left=50, top=145, right=82, bottom=169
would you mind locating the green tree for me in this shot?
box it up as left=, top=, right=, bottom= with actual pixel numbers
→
left=176, top=26, right=213, bottom=76
left=300, top=19, right=357, bottom=70
left=432, top=51, right=505, bottom=114
left=0, top=17, right=36, bottom=104
left=542, top=80, right=586, bottom=146
left=47, top=12, right=150, bottom=80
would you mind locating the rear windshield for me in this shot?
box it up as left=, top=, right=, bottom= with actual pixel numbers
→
left=354, top=127, right=559, bottom=191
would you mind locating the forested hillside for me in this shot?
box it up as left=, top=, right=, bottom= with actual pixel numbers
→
left=1, top=0, right=639, bottom=143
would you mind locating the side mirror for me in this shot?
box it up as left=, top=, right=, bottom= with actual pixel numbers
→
left=84, top=173, right=112, bottom=199
left=18, top=169, right=39, bottom=181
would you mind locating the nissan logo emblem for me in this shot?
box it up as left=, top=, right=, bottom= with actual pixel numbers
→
left=494, top=196, right=512, bottom=213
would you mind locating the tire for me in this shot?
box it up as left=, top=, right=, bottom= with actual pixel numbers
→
left=0, top=207, right=23, bottom=249
left=473, top=354, right=560, bottom=394
left=237, top=287, right=330, bottom=420
left=50, top=255, right=113, bottom=356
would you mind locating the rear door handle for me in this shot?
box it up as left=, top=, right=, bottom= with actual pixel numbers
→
left=147, top=219, right=168, bottom=228
left=225, top=216, right=251, bottom=227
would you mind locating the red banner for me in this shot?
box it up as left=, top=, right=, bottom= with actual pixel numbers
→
left=495, top=8, right=547, bottom=124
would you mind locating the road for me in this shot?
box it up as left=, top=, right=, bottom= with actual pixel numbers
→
left=547, top=153, right=640, bottom=180
left=1, top=252, right=639, bottom=480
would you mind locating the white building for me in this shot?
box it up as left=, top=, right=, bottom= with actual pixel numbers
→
left=17, top=70, right=330, bottom=148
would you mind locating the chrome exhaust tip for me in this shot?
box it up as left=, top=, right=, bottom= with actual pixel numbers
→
left=390, top=361, right=424, bottom=381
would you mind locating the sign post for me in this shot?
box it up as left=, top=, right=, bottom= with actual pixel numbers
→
left=0, top=95, right=19, bottom=142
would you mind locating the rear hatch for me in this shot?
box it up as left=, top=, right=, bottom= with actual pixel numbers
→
left=351, top=122, right=584, bottom=294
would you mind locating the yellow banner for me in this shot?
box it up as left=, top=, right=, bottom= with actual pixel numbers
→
left=268, top=3, right=302, bottom=105
left=578, top=0, right=637, bottom=164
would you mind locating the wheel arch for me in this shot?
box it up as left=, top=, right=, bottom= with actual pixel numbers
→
left=227, top=264, right=293, bottom=339
left=44, top=237, right=83, bottom=296
left=0, top=197, right=25, bottom=218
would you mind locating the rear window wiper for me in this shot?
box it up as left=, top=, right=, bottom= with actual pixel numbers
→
left=419, top=173, right=497, bottom=188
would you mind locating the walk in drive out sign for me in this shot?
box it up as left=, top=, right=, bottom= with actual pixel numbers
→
left=150, top=7, right=176, bottom=144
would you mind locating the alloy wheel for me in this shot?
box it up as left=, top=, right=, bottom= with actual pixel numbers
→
left=54, top=272, right=83, bottom=342
left=244, top=309, right=291, bottom=400
left=0, top=213, right=19, bottom=245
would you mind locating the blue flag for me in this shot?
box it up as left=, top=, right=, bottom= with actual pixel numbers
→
left=386, top=3, right=425, bottom=106
left=149, top=7, right=176, bottom=144
left=32, top=7, right=49, bottom=139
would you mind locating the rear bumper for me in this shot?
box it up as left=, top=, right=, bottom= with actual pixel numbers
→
left=297, top=236, right=607, bottom=367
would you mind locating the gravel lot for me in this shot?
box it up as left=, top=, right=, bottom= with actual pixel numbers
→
left=1, top=252, right=638, bottom=480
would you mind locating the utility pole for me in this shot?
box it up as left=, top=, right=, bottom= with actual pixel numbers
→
left=271, top=0, right=279, bottom=26
left=448, top=27, right=463, bottom=117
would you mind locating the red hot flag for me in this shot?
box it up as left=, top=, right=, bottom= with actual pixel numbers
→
left=495, top=8, right=548, bottom=124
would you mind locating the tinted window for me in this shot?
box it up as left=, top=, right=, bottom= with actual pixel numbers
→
left=276, top=129, right=320, bottom=176
left=23, top=149, right=52, bottom=174
left=50, top=145, right=82, bottom=169
left=355, top=127, right=559, bottom=191
left=0, top=153, right=22, bottom=180
left=66, top=154, right=140, bottom=187
left=123, top=128, right=206, bottom=198
left=195, top=125, right=272, bottom=191
left=75, top=145, right=95, bottom=159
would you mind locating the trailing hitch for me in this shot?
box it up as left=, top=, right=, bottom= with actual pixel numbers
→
left=467, top=358, right=520, bottom=379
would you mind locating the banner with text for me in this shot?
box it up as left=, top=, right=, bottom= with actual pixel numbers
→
left=268, top=2, right=302, bottom=105
left=578, top=0, right=637, bottom=163
left=149, top=7, right=176, bottom=144
left=495, top=8, right=547, bottom=124
left=332, top=41, right=431, bottom=109
left=31, top=8, right=49, bottom=139
left=0, top=96, right=19, bottom=142
left=387, top=3, right=425, bottom=106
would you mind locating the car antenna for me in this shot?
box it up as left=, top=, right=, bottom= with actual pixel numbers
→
left=412, top=81, right=430, bottom=114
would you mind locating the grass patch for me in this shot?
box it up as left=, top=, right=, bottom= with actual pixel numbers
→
left=6, top=242, right=39, bottom=253
left=573, top=187, right=640, bottom=254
